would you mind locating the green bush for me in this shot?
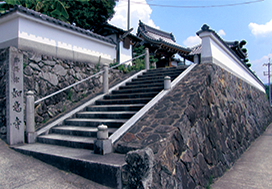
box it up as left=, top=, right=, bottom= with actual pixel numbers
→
left=110, top=45, right=157, bottom=73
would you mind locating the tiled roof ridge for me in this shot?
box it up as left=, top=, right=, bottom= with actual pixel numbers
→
left=0, top=5, right=114, bottom=44
left=100, top=22, right=142, bottom=42
left=197, top=24, right=247, bottom=59
left=138, top=20, right=176, bottom=42
left=138, top=26, right=190, bottom=53
left=196, top=24, right=262, bottom=85
left=189, top=43, right=202, bottom=49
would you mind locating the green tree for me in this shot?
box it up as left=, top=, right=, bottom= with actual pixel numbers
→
left=133, top=45, right=157, bottom=66
left=65, top=0, right=116, bottom=31
left=0, top=0, right=116, bottom=31
left=0, top=0, right=69, bottom=21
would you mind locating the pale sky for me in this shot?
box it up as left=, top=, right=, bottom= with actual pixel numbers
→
left=110, top=0, right=272, bottom=84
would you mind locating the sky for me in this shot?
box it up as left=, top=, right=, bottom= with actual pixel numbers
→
left=109, top=0, right=272, bottom=84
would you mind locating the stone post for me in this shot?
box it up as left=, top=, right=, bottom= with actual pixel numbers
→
left=26, top=91, right=36, bottom=143
left=6, top=47, right=24, bottom=145
left=145, top=48, right=149, bottom=70
left=164, top=76, right=171, bottom=90
left=194, top=54, right=200, bottom=64
left=103, top=65, right=109, bottom=94
left=94, top=124, right=112, bottom=155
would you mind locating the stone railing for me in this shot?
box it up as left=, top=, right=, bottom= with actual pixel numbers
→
left=25, top=48, right=150, bottom=143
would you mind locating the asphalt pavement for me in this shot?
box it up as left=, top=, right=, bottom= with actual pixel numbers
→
left=1, top=121, right=272, bottom=189
left=0, top=139, right=113, bottom=189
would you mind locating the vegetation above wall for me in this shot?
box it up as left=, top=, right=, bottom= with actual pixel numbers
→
left=110, top=45, right=158, bottom=73
left=0, top=0, right=116, bottom=31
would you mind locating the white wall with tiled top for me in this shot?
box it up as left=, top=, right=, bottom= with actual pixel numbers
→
left=0, top=11, right=116, bottom=65
left=198, top=30, right=265, bottom=93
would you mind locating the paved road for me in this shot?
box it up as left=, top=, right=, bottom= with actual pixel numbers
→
left=0, top=139, right=112, bottom=189
left=1, top=121, right=272, bottom=189
left=212, top=122, right=272, bottom=189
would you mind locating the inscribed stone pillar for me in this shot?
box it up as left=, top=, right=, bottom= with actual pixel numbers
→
left=6, top=47, right=24, bottom=145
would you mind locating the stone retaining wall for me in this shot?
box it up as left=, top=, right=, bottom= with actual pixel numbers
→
left=116, top=63, right=272, bottom=189
left=23, top=50, right=136, bottom=129
left=0, top=48, right=7, bottom=136
left=0, top=47, right=136, bottom=138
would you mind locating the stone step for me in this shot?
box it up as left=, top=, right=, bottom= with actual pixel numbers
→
left=119, top=83, right=163, bottom=90
left=142, top=69, right=184, bottom=77
left=112, top=87, right=162, bottom=95
left=145, top=67, right=184, bottom=73
left=133, top=73, right=181, bottom=81
left=104, top=92, right=158, bottom=100
left=12, top=66, right=188, bottom=189
left=12, top=143, right=125, bottom=188
left=51, top=126, right=117, bottom=137
left=125, top=79, right=166, bottom=86
left=64, top=118, right=127, bottom=128
left=95, top=98, right=152, bottom=105
left=76, top=111, right=137, bottom=119
left=37, top=134, right=96, bottom=149
left=86, top=104, right=145, bottom=112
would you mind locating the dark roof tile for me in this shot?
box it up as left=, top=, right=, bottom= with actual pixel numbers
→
left=137, top=20, right=191, bottom=54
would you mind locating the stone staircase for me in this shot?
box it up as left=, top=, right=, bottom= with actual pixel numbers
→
left=12, top=66, right=187, bottom=188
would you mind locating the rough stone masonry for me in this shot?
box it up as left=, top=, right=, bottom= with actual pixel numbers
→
left=117, top=63, right=272, bottom=189
left=0, top=47, right=136, bottom=138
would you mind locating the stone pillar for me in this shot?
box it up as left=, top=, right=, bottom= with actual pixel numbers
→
left=94, top=124, right=112, bottom=155
left=26, top=91, right=36, bottom=143
left=103, top=65, right=109, bottom=94
left=145, top=48, right=149, bottom=70
left=197, top=24, right=214, bottom=64
left=164, top=76, right=171, bottom=90
left=6, top=47, right=24, bottom=145
left=194, top=54, right=200, bottom=64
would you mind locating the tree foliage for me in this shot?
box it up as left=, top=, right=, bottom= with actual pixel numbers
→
left=0, top=0, right=116, bottom=30
left=110, top=45, right=157, bottom=73
left=0, top=0, right=69, bottom=21
left=65, top=0, right=116, bottom=30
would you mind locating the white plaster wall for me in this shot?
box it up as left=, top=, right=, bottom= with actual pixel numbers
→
left=0, top=12, right=116, bottom=64
left=0, top=16, right=18, bottom=44
left=199, top=32, right=265, bottom=93
left=120, top=41, right=132, bottom=65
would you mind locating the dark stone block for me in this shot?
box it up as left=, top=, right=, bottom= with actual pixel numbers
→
left=120, top=132, right=137, bottom=143
left=196, top=153, right=211, bottom=181
left=141, top=126, right=153, bottom=133
left=161, top=118, right=175, bottom=126
left=154, top=126, right=174, bottom=133
left=142, top=134, right=161, bottom=146
left=155, top=112, right=168, bottom=119
left=114, top=142, right=143, bottom=154
left=187, top=132, right=199, bottom=156
left=180, top=149, right=194, bottom=170
left=171, top=130, right=185, bottom=157
left=184, top=105, right=196, bottom=125
left=125, top=147, right=154, bottom=188
left=201, top=138, right=214, bottom=165
left=136, top=132, right=148, bottom=140
left=129, top=124, right=143, bottom=134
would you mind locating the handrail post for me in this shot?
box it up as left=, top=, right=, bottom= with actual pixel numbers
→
left=103, top=64, right=109, bottom=94
left=94, top=124, right=112, bottom=155
left=26, top=91, right=36, bottom=143
left=145, top=48, right=149, bottom=70
left=164, top=76, right=171, bottom=90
